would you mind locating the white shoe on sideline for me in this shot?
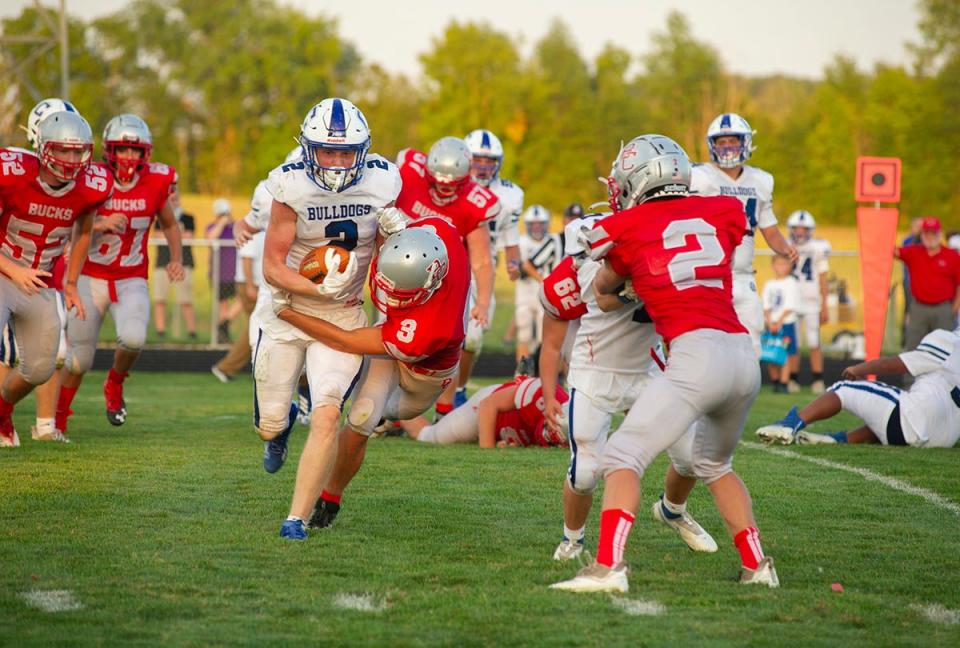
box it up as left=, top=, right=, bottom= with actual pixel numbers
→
left=652, top=499, right=718, bottom=553
left=550, top=561, right=629, bottom=593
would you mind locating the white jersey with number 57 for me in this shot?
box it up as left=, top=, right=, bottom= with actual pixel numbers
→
left=261, top=153, right=400, bottom=330
left=690, top=163, right=776, bottom=277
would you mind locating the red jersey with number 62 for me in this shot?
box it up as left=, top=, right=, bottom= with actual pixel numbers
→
left=83, top=162, right=177, bottom=280
left=379, top=217, right=470, bottom=371
left=0, top=148, right=113, bottom=277
left=587, top=195, right=747, bottom=343
left=395, top=149, right=500, bottom=241
left=493, top=377, right=569, bottom=447
left=540, top=255, right=587, bottom=321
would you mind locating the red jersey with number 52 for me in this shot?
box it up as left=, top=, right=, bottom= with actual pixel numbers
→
left=587, top=195, right=747, bottom=343
left=0, top=148, right=113, bottom=277
left=540, top=255, right=587, bottom=321
left=83, top=162, right=177, bottom=280
left=395, top=149, right=500, bottom=241
left=379, top=217, right=470, bottom=371
left=493, top=377, right=570, bottom=447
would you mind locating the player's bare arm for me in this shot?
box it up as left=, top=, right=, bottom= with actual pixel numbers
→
left=262, top=199, right=325, bottom=298
left=0, top=254, right=51, bottom=295
left=521, top=259, right=543, bottom=282
left=841, top=356, right=908, bottom=381
left=277, top=308, right=386, bottom=356
left=156, top=198, right=185, bottom=282
left=93, top=212, right=127, bottom=233
left=64, top=209, right=95, bottom=320
left=466, top=226, right=494, bottom=327
left=477, top=385, right=518, bottom=449
left=760, top=225, right=798, bottom=264
left=594, top=290, right=630, bottom=313
left=504, top=244, right=520, bottom=280
left=592, top=261, right=626, bottom=297
left=819, top=270, right=829, bottom=323
left=234, top=218, right=259, bottom=247
left=539, top=313, right=569, bottom=432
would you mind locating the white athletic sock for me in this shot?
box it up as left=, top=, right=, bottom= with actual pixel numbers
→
left=662, top=496, right=686, bottom=516
left=563, top=525, right=584, bottom=543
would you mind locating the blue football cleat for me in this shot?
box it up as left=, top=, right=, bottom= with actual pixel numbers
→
left=454, top=387, right=468, bottom=409
left=280, top=518, right=307, bottom=540
left=263, top=403, right=297, bottom=474
left=755, top=406, right=806, bottom=445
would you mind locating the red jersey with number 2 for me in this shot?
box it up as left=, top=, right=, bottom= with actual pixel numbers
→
left=395, top=149, right=500, bottom=241
left=84, top=162, right=177, bottom=280
left=0, top=148, right=113, bottom=278
left=379, top=218, right=470, bottom=371
left=587, top=195, right=747, bottom=343
left=540, top=255, right=587, bottom=321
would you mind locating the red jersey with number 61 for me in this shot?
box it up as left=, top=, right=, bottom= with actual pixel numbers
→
left=0, top=148, right=113, bottom=279
left=395, top=149, right=500, bottom=241
left=83, top=162, right=177, bottom=281
left=586, top=195, right=747, bottom=343
left=379, top=217, right=470, bottom=371
left=540, top=255, right=587, bottom=321
left=493, top=377, right=569, bottom=447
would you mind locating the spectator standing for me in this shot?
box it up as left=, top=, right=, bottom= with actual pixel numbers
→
left=211, top=231, right=264, bottom=382
left=205, top=198, right=239, bottom=343
left=152, top=192, right=197, bottom=339
left=896, top=217, right=960, bottom=358
left=900, top=217, right=923, bottom=346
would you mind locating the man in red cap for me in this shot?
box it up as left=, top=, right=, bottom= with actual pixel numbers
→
left=897, top=217, right=960, bottom=360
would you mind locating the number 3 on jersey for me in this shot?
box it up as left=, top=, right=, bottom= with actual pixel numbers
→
left=663, top=218, right=725, bottom=291
left=396, top=319, right=417, bottom=343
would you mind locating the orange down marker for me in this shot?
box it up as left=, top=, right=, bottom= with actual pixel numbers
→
left=856, top=207, right=900, bottom=362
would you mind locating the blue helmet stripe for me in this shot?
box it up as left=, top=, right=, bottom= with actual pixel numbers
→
left=720, top=113, right=731, bottom=129
left=481, top=130, right=491, bottom=149
left=329, top=99, right=346, bottom=132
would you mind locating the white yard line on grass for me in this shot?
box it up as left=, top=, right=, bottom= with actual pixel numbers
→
left=909, top=603, right=960, bottom=625
left=19, top=589, right=84, bottom=612
left=610, top=597, right=666, bottom=616
left=331, top=592, right=390, bottom=613
left=742, top=441, right=960, bottom=515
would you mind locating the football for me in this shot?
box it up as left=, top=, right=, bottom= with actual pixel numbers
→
left=298, top=244, right=350, bottom=283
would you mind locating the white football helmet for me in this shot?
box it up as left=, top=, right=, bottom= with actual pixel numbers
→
left=523, top=205, right=550, bottom=241
left=299, top=98, right=371, bottom=192
left=606, top=135, right=691, bottom=212
left=787, top=210, right=816, bottom=243
left=426, top=136, right=472, bottom=205
left=373, top=226, right=449, bottom=311
left=102, top=114, right=152, bottom=183
left=464, top=129, right=503, bottom=186
left=37, top=111, right=93, bottom=182
left=706, top=113, right=755, bottom=168
left=25, top=98, right=78, bottom=151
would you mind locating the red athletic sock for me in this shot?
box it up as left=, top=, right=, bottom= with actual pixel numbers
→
left=320, top=490, right=342, bottom=505
left=57, top=385, right=78, bottom=416
left=596, top=508, right=635, bottom=567
left=434, top=402, right=453, bottom=416
left=107, top=368, right=128, bottom=384
left=0, top=395, right=13, bottom=418
left=734, top=527, right=764, bottom=570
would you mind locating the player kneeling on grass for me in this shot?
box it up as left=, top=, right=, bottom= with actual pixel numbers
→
left=551, top=134, right=777, bottom=594
left=400, top=374, right=569, bottom=449
left=757, top=327, right=960, bottom=447
left=276, top=219, right=469, bottom=532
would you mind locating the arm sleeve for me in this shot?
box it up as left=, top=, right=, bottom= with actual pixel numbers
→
left=899, top=330, right=955, bottom=377
left=757, top=176, right=777, bottom=228
left=513, top=378, right=541, bottom=409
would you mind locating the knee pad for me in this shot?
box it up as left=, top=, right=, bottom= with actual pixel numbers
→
left=567, top=444, right=601, bottom=495
left=691, top=457, right=733, bottom=485
left=256, top=402, right=294, bottom=441
left=117, top=322, right=147, bottom=352
left=18, top=356, right=55, bottom=385
left=346, top=397, right=376, bottom=436
left=64, top=344, right=96, bottom=375
left=463, top=322, right=484, bottom=354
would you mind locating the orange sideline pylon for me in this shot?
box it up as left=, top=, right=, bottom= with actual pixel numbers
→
left=856, top=207, right=899, bottom=361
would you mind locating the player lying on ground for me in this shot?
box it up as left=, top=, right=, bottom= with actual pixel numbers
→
left=539, top=218, right=718, bottom=562
left=757, top=327, right=960, bottom=447
left=551, top=134, right=777, bottom=594
left=275, top=219, right=469, bottom=533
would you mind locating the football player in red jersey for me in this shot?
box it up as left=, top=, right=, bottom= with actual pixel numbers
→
left=273, top=218, right=469, bottom=530
left=552, top=135, right=777, bottom=593
left=0, top=111, right=113, bottom=447
left=56, top=114, right=183, bottom=433
left=400, top=375, right=569, bottom=448
left=395, top=137, right=499, bottom=417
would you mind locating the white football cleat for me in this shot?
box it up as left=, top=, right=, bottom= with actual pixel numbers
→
left=32, top=425, right=71, bottom=443
left=0, top=424, right=20, bottom=448
left=755, top=424, right=796, bottom=445
left=550, top=561, right=629, bottom=593
left=651, top=499, right=718, bottom=553
left=552, top=539, right=585, bottom=561
left=739, top=556, right=780, bottom=588
left=796, top=430, right=837, bottom=445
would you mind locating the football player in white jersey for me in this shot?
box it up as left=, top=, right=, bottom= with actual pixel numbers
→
left=786, top=210, right=831, bottom=393
left=453, top=129, right=525, bottom=407
left=757, top=328, right=960, bottom=448
left=515, top=205, right=555, bottom=361
left=256, top=98, right=402, bottom=540
left=690, top=113, right=797, bottom=353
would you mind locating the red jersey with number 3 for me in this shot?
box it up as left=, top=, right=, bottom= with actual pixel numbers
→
left=493, top=377, right=569, bottom=447
left=540, top=255, right=587, bottom=321
left=587, top=195, right=747, bottom=343
left=0, top=148, right=113, bottom=278
left=379, top=218, right=470, bottom=371
left=395, top=149, right=500, bottom=241
left=83, top=162, right=177, bottom=280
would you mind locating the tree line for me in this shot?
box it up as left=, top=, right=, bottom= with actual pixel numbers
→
left=2, top=0, right=958, bottom=226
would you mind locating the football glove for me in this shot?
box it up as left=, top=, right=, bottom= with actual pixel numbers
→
left=315, top=248, right=358, bottom=299
left=376, top=206, right=408, bottom=238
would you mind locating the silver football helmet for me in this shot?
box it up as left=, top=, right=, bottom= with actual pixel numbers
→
left=37, top=111, right=94, bottom=182
left=464, top=129, right=503, bottom=186
left=426, top=136, right=472, bottom=205
left=25, top=97, right=77, bottom=150
left=373, top=226, right=449, bottom=311
left=606, top=134, right=691, bottom=212
left=103, top=113, right=153, bottom=182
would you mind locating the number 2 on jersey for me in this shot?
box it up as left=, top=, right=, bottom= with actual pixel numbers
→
left=325, top=220, right=358, bottom=251
left=662, top=218, right=725, bottom=291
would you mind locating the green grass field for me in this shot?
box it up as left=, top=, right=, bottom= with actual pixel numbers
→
left=2, top=372, right=959, bottom=647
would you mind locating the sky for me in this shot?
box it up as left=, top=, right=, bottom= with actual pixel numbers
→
left=1, top=0, right=923, bottom=79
